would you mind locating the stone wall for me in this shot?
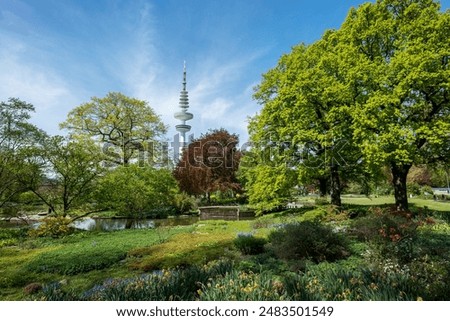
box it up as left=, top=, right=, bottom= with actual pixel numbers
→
left=199, top=206, right=255, bottom=220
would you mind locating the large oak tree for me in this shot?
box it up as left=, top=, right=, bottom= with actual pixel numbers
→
left=60, top=92, right=167, bottom=166
left=247, top=0, right=449, bottom=211
left=247, top=33, right=365, bottom=208
left=338, top=0, right=450, bottom=210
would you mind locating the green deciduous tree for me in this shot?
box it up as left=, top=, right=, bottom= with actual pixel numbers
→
left=95, top=165, right=178, bottom=218
left=248, top=0, right=449, bottom=212
left=60, top=92, right=168, bottom=166
left=40, top=136, right=104, bottom=215
left=338, top=0, right=450, bottom=210
left=0, top=98, right=46, bottom=215
left=248, top=32, right=364, bottom=208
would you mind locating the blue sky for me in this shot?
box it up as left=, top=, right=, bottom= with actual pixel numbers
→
left=1, top=0, right=449, bottom=144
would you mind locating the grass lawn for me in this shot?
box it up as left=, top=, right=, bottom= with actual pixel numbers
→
left=341, top=195, right=450, bottom=212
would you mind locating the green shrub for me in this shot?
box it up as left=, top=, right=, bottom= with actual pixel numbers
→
left=349, top=207, right=420, bottom=244
left=408, top=256, right=450, bottom=300
left=234, top=233, right=267, bottom=255
left=349, top=207, right=426, bottom=263
left=300, top=208, right=327, bottom=222
left=95, top=165, right=178, bottom=218
left=314, top=198, right=329, bottom=205
left=174, top=192, right=197, bottom=214
left=420, top=185, right=434, bottom=197
left=0, top=228, right=28, bottom=247
left=268, top=221, right=349, bottom=263
left=407, top=182, right=421, bottom=196
left=28, top=217, right=74, bottom=238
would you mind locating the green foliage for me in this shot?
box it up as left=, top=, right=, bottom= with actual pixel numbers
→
left=37, top=260, right=233, bottom=301
left=24, top=227, right=180, bottom=275
left=314, top=198, right=329, bottom=206
left=233, top=233, right=267, bottom=255
left=407, top=256, right=450, bottom=300
left=268, top=221, right=349, bottom=263
left=128, top=231, right=235, bottom=271
left=420, top=185, right=434, bottom=197
left=240, top=163, right=296, bottom=214
left=249, top=0, right=450, bottom=211
left=417, top=223, right=450, bottom=257
left=201, top=262, right=422, bottom=301
left=200, top=269, right=285, bottom=300
left=29, top=135, right=105, bottom=215
left=341, top=0, right=450, bottom=209
left=407, top=182, right=421, bottom=196
left=348, top=206, right=430, bottom=264
left=300, top=208, right=328, bottom=222
left=38, top=258, right=446, bottom=301
left=0, top=227, right=27, bottom=247
left=95, top=165, right=178, bottom=218
left=173, top=192, right=197, bottom=214
left=283, top=263, right=420, bottom=301
left=28, top=217, right=74, bottom=238
left=248, top=29, right=366, bottom=208
left=0, top=98, right=46, bottom=214
left=60, top=92, right=167, bottom=166
left=349, top=207, right=420, bottom=243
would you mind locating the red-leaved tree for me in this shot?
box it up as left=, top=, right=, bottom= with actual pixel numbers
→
left=173, top=129, right=241, bottom=202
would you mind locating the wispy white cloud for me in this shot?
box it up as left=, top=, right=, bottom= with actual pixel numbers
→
left=199, top=98, right=232, bottom=121
left=0, top=34, right=79, bottom=134
left=0, top=0, right=265, bottom=143
left=110, top=1, right=263, bottom=143
left=118, top=2, right=160, bottom=96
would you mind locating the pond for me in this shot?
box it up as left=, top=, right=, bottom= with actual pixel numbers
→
left=73, top=214, right=255, bottom=231
left=73, top=216, right=200, bottom=231
left=1, top=213, right=255, bottom=231
left=0, top=216, right=200, bottom=231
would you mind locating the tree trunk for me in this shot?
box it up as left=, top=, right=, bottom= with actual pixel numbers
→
left=63, top=186, right=69, bottom=216
left=318, top=177, right=328, bottom=197
left=125, top=219, right=133, bottom=229
left=391, top=163, right=412, bottom=211
left=330, top=164, right=342, bottom=207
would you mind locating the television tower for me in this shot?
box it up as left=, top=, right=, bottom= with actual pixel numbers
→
left=174, top=62, right=193, bottom=146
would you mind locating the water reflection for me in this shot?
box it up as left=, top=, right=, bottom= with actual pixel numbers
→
left=1, top=214, right=254, bottom=231
left=73, top=216, right=200, bottom=231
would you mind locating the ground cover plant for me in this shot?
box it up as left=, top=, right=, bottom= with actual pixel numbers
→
left=0, top=226, right=192, bottom=299
left=0, top=199, right=449, bottom=301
